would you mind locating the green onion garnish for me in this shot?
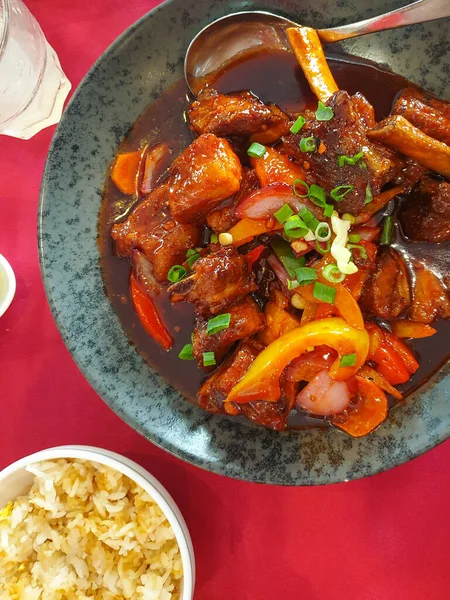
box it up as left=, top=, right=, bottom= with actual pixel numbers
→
left=186, top=248, right=200, bottom=268
left=210, top=232, right=218, bottom=244
left=342, top=213, right=355, bottom=224
left=299, top=136, right=317, bottom=153
left=247, top=142, right=267, bottom=158
left=315, top=239, right=331, bottom=255
left=167, top=265, right=187, bottom=283
left=322, top=264, right=345, bottom=284
left=287, top=279, right=300, bottom=290
left=293, top=179, right=310, bottom=198
left=340, top=353, right=357, bottom=367
left=299, top=207, right=320, bottom=232
left=315, top=101, right=334, bottom=121
left=323, top=204, right=334, bottom=218
left=348, top=234, right=361, bottom=244
left=274, top=203, right=294, bottom=224
left=295, top=267, right=318, bottom=285
left=313, top=281, right=336, bottom=304
left=178, top=344, right=195, bottom=360
left=308, top=183, right=326, bottom=207
left=203, top=351, right=217, bottom=367
left=330, top=185, right=355, bottom=202
left=207, top=313, right=231, bottom=335
left=347, top=243, right=368, bottom=259
left=381, top=216, right=395, bottom=245
left=271, top=236, right=306, bottom=278
left=284, top=215, right=308, bottom=239
left=314, top=222, right=331, bottom=241
left=337, top=151, right=364, bottom=167
left=364, top=183, right=373, bottom=205
left=290, top=115, right=306, bottom=134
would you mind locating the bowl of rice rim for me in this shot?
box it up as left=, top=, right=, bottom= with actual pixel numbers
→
left=0, top=445, right=195, bottom=600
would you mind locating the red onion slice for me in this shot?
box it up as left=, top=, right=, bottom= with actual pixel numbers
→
left=235, top=183, right=321, bottom=220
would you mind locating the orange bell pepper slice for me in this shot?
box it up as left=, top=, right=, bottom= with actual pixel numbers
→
left=111, top=148, right=146, bottom=195
left=334, top=377, right=388, bottom=437
left=130, top=275, right=173, bottom=351
left=385, top=332, right=419, bottom=375
left=357, top=365, right=402, bottom=400
left=391, top=320, right=437, bottom=339
left=226, top=317, right=369, bottom=404
left=228, top=218, right=282, bottom=247
left=297, top=282, right=364, bottom=330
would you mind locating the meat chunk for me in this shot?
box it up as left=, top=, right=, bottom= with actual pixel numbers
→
left=188, top=89, right=289, bottom=141
left=360, top=248, right=411, bottom=319
left=410, top=264, right=450, bottom=324
left=399, top=176, right=450, bottom=242
left=393, top=87, right=450, bottom=145
left=168, top=245, right=257, bottom=314
left=192, top=296, right=265, bottom=368
left=281, top=91, right=399, bottom=214
left=197, top=339, right=293, bottom=430
left=167, top=133, right=242, bottom=223
left=111, top=186, right=202, bottom=281
left=206, top=168, right=259, bottom=233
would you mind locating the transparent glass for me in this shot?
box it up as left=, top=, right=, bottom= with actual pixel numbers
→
left=0, top=0, right=71, bottom=139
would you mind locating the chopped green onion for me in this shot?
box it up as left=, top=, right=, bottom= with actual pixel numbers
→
left=347, top=243, right=368, bottom=259
left=299, top=136, right=317, bottom=153
left=323, top=204, right=334, bottom=218
left=322, top=264, right=345, bottom=284
left=340, top=353, right=356, bottom=367
left=313, top=281, right=336, bottom=304
left=359, top=160, right=367, bottom=170
left=299, top=207, right=320, bottom=232
left=178, top=344, right=194, bottom=360
left=295, top=267, right=318, bottom=285
left=381, top=216, right=395, bottom=245
left=290, top=115, right=306, bottom=134
left=210, top=232, right=218, bottom=243
left=167, top=265, right=187, bottom=283
left=315, top=239, right=331, bottom=255
left=203, top=351, right=217, bottom=367
left=364, top=183, right=373, bottom=205
left=207, top=313, right=231, bottom=335
left=309, top=184, right=326, bottom=206
left=342, top=213, right=355, bottom=224
left=330, top=185, right=355, bottom=201
left=287, top=279, right=300, bottom=290
left=293, top=179, right=310, bottom=198
left=314, top=222, right=331, bottom=241
left=247, top=142, right=267, bottom=158
left=186, top=248, right=200, bottom=268
left=274, top=203, right=294, bottom=224
left=284, top=215, right=308, bottom=239
left=271, top=236, right=305, bottom=278
left=337, top=151, right=364, bottom=167
left=315, top=101, right=334, bottom=121
left=348, top=234, right=361, bottom=244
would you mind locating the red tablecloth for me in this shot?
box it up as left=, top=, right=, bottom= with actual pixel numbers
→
left=1, top=1, right=449, bottom=598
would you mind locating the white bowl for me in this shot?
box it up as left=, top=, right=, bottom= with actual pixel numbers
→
left=0, top=445, right=195, bottom=600
left=0, top=254, right=16, bottom=318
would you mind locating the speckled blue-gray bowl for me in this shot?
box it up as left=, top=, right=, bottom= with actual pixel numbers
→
left=39, top=0, right=450, bottom=485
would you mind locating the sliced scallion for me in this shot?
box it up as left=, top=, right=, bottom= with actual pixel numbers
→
left=323, top=204, right=334, bottom=218
left=290, top=115, right=306, bottom=134
left=337, top=151, right=364, bottom=167
left=178, top=344, right=194, bottom=360
left=322, top=264, right=345, bottom=284
left=271, top=236, right=306, bottom=278
left=347, top=243, right=368, bottom=259
left=274, top=203, right=294, bottom=224
left=299, top=207, right=320, bottom=232
left=287, top=279, right=300, bottom=290
left=315, top=101, right=334, bottom=121
left=210, top=232, right=218, bottom=244
left=293, top=179, right=310, bottom=198
left=315, top=239, right=331, bottom=255
left=314, top=222, right=331, bottom=241
left=284, top=215, right=308, bottom=239
left=203, top=351, right=217, bottom=367
left=313, top=281, right=336, bottom=304
left=348, top=234, right=361, bottom=244
left=330, top=185, right=355, bottom=202
left=340, top=353, right=356, bottom=367
left=364, top=182, right=373, bottom=205
left=295, top=266, right=318, bottom=285
left=247, top=142, right=267, bottom=158
left=299, top=136, right=317, bottom=153
left=167, top=265, right=187, bottom=283
left=186, top=248, right=200, bottom=268
left=207, top=313, right=231, bottom=335
left=381, top=216, right=395, bottom=245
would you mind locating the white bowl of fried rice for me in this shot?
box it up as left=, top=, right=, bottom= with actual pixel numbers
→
left=0, top=445, right=195, bottom=600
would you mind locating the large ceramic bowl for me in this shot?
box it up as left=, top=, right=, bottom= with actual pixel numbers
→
left=39, top=0, right=450, bottom=485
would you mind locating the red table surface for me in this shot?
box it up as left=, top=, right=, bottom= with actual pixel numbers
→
left=1, top=1, right=449, bottom=598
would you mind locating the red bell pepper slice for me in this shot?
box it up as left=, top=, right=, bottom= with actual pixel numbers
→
left=130, top=274, right=173, bottom=351
left=245, top=244, right=265, bottom=270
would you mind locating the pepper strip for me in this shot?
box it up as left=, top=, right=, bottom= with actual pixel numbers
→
left=225, top=317, right=369, bottom=404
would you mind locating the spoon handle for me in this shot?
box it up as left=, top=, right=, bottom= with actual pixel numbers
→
left=317, top=0, right=450, bottom=42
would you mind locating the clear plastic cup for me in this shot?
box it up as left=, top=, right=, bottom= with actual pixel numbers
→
left=0, top=0, right=71, bottom=139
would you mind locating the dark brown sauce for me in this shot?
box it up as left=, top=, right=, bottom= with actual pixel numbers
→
left=99, top=49, right=450, bottom=429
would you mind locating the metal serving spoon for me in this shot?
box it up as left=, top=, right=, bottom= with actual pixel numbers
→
left=185, top=0, right=450, bottom=94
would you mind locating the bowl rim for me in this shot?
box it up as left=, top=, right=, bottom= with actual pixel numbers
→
left=0, top=445, right=195, bottom=600
left=37, top=0, right=450, bottom=486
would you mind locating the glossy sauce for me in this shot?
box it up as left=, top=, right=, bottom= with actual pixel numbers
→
left=99, top=49, right=450, bottom=427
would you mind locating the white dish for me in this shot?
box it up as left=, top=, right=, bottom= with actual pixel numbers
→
left=0, top=254, right=15, bottom=317
left=0, top=445, right=195, bottom=600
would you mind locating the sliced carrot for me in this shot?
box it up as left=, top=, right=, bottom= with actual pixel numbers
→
left=392, top=320, right=437, bottom=339
left=298, top=282, right=365, bottom=330
left=228, top=218, right=282, bottom=246
left=334, top=378, right=388, bottom=437
left=111, top=149, right=145, bottom=195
